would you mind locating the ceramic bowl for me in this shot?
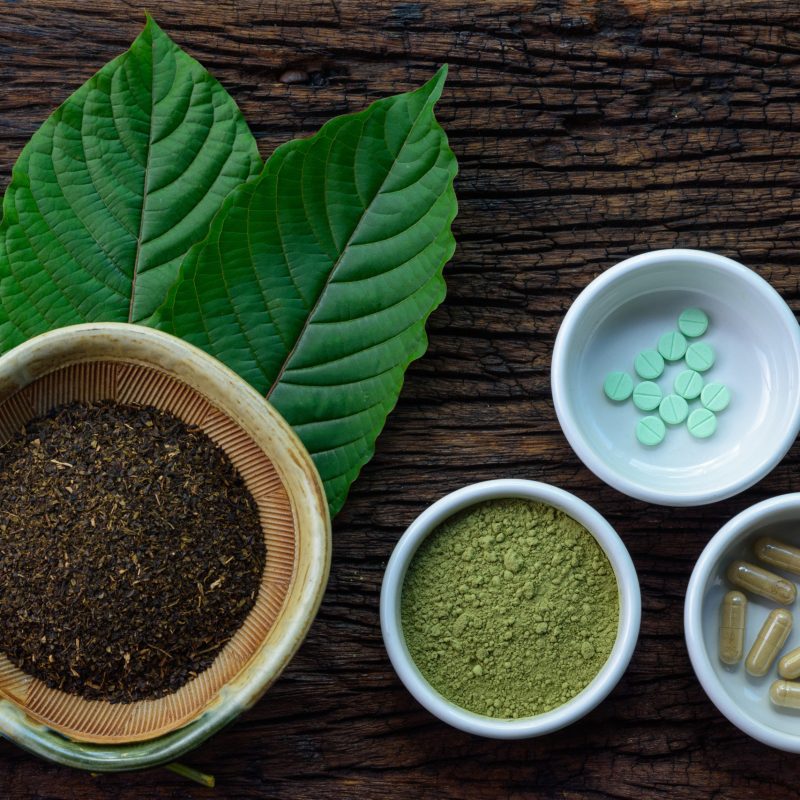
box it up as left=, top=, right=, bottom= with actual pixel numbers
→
left=380, top=479, right=640, bottom=738
left=685, top=494, right=800, bottom=752
left=0, top=323, right=331, bottom=770
left=551, top=248, right=800, bottom=506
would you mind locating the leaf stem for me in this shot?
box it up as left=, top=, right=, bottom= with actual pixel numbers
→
left=165, top=762, right=216, bottom=787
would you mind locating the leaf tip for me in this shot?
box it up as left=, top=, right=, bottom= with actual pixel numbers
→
left=141, top=11, right=165, bottom=39
left=421, top=64, right=448, bottom=105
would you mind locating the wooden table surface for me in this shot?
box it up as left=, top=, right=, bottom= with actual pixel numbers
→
left=3, top=1, right=800, bottom=797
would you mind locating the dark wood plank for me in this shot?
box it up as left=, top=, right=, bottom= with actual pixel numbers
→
left=3, top=1, right=800, bottom=797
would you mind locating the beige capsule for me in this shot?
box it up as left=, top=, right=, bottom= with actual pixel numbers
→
left=770, top=679, right=800, bottom=709
left=779, top=646, right=800, bottom=679
left=726, top=560, right=796, bottom=605
left=755, top=537, right=800, bottom=577
left=719, top=590, right=747, bottom=665
left=745, top=608, right=793, bottom=677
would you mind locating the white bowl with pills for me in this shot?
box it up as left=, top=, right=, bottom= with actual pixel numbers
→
left=685, top=494, right=800, bottom=752
left=551, top=249, right=800, bottom=506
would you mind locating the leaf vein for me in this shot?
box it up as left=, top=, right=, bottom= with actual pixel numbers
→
left=265, top=88, right=440, bottom=399
left=128, top=28, right=160, bottom=323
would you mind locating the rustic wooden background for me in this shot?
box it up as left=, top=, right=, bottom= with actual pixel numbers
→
left=3, top=0, right=800, bottom=797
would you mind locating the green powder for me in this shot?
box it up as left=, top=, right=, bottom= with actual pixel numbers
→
left=401, top=499, right=620, bottom=718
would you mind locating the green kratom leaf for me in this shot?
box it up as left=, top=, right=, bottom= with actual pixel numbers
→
left=157, top=67, right=457, bottom=516
left=0, top=16, right=261, bottom=348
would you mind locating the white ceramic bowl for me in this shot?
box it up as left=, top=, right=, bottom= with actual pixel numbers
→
left=685, top=494, right=800, bottom=752
left=551, top=249, right=800, bottom=506
left=380, top=479, right=640, bottom=738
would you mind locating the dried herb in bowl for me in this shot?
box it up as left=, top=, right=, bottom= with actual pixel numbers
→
left=0, top=401, right=265, bottom=703
left=401, top=499, right=619, bottom=718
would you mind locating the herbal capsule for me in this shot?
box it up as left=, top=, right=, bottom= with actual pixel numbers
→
left=719, top=590, right=747, bottom=665
left=745, top=608, right=793, bottom=677
left=726, top=560, right=797, bottom=605
left=755, top=537, right=800, bottom=577
left=778, top=646, right=800, bottom=679
left=770, top=680, right=800, bottom=709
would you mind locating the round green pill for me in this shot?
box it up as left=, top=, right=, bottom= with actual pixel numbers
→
left=634, top=349, right=665, bottom=380
left=685, top=341, right=715, bottom=372
left=603, top=371, right=634, bottom=402
left=701, top=382, right=731, bottom=412
left=678, top=308, right=709, bottom=338
left=674, top=369, right=704, bottom=400
left=658, top=331, right=688, bottom=362
left=687, top=407, right=717, bottom=438
left=659, top=394, right=689, bottom=425
left=633, top=381, right=662, bottom=411
left=636, top=415, right=666, bottom=446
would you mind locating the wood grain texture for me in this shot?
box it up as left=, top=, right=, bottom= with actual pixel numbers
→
left=3, top=0, right=800, bottom=797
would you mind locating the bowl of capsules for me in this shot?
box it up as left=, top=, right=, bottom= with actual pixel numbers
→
left=551, top=249, right=800, bottom=506
left=685, top=494, right=800, bottom=752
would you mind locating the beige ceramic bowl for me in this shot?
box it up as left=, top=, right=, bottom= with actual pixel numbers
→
left=0, top=324, right=330, bottom=765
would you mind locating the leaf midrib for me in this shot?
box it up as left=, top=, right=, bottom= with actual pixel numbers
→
left=127, top=38, right=157, bottom=323
left=265, top=98, right=433, bottom=400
